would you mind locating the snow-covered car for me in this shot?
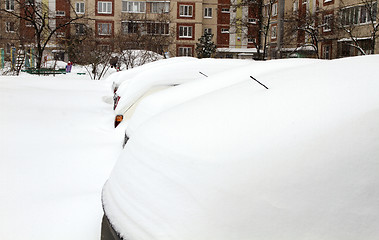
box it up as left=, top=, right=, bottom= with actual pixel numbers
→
left=102, top=56, right=379, bottom=240
left=111, top=57, right=255, bottom=127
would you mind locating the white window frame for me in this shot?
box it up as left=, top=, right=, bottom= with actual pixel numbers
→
left=179, top=26, right=193, bottom=38
left=272, top=3, right=278, bottom=16
left=76, top=2, right=85, bottom=14
left=6, top=22, right=15, bottom=32
left=271, top=25, right=277, bottom=39
left=178, top=47, right=192, bottom=56
left=56, top=11, right=65, bottom=16
left=98, top=23, right=112, bottom=35
left=98, top=1, right=112, bottom=14
left=293, top=0, right=298, bottom=12
left=323, top=14, right=333, bottom=32
left=204, top=7, right=212, bottom=18
left=179, top=5, right=193, bottom=17
left=151, top=2, right=169, bottom=13
left=122, top=1, right=146, bottom=13
left=75, top=23, right=86, bottom=35
left=204, top=28, right=212, bottom=34
left=248, top=18, right=257, bottom=24
left=5, top=0, right=15, bottom=11
left=221, top=28, right=229, bottom=33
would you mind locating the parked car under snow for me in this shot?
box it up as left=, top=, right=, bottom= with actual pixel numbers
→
left=102, top=56, right=379, bottom=240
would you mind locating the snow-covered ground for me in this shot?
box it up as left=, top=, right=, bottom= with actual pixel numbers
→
left=0, top=71, right=123, bottom=239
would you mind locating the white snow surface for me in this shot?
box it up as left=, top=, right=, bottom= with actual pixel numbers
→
left=103, top=55, right=379, bottom=240
left=0, top=71, right=123, bottom=239
left=112, top=58, right=256, bottom=116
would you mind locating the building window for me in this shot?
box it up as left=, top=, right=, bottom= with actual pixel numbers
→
left=75, top=23, right=86, bottom=35
left=179, top=26, right=193, bottom=38
left=26, top=21, right=33, bottom=27
left=221, top=8, right=230, bottom=13
left=98, top=1, right=112, bottom=14
left=204, top=28, right=212, bottom=34
left=293, top=0, right=298, bottom=12
left=56, top=32, right=66, bottom=38
left=248, top=18, right=257, bottom=24
left=6, top=44, right=12, bottom=54
left=271, top=25, right=277, bottom=39
left=151, top=2, right=169, bottom=13
left=204, top=7, right=212, bottom=18
left=178, top=47, right=192, bottom=56
left=323, top=14, right=333, bottom=32
left=5, top=0, right=14, bottom=11
left=122, top=1, right=146, bottom=13
left=179, top=5, right=193, bottom=17
left=341, top=2, right=377, bottom=26
left=98, top=23, right=112, bottom=35
left=248, top=38, right=256, bottom=43
left=6, top=22, right=15, bottom=32
left=56, top=11, right=65, bottom=16
left=76, top=2, right=85, bottom=14
left=147, top=22, right=169, bottom=35
left=323, top=45, right=331, bottom=59
left=272, top=3, right=278, bottom=16
left=121, top=21, right=140, bottom=34
left=221, top=28, right=229, bottom=33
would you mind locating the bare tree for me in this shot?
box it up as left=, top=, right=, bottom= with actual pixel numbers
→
left=113, top=12, right=173, bottom=69
left=1, top=0, right=86, bottom=70
left=284, top=7, right=325, bottom=58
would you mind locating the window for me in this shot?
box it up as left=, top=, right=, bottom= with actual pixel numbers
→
left=76, top=2, right=85, bottom=14
left=122, top=21, right=140, bottom=34
left=98, top=23, right=112, bottom=35
left=147, top=22, right=169, bottom=35
left=248, top=38, right=256, bottom=43
left=98, top=1, right=112, bottom=14
left=248, top=18, right=257, bottom=24
left=272, top=3, right=278, bottom=16
left=178, top=47, right=192, bottom=56
left=6, top=22, right=15, bottom=32
left=221, top=8, right=230, bottom=13
left=323, top=14, right=333, bottom=32
left=179, top=26, right=193, bottom=38
left=323, top=45, right=331, bottom=59
left=271, top=25, right=277, bottom=39
left=75, top=23, right=86, bottom=35
left=26, top=21, right=33, bottom=27
left=204, top=7, right=212, bottom=18
left=56, top=11, right=65, bottom=16
left=204, top=28, right=212, bottom=34
left=56, top=32, right=65, bottom=38
left=25, top=0, right=34, bottom=5
left=179, top=5, right=193, bottom=17
left=151, top=2, right=169, bottom=13
left=221, top=28, right=229, bottom=33
left=5, top=0, right=14, bottom=10
left=122, top=1, right=146, bottom=13
left=6, top=44, right=12, bottom=54
left=293, top=0, right=298, bottom=12
left=341, top=3, right=377, bottom=26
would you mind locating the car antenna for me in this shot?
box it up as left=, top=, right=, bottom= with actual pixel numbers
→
left=199, top=71, right=208, bottom=77
left=250, top=76, right=269, bottom=90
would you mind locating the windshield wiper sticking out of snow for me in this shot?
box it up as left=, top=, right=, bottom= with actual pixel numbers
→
left=199, top=71, right=208, bottom=77
left=250, top=76, right=269, bottom=90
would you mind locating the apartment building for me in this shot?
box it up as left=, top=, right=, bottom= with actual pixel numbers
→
left=264, top=0, right=378, bottom=59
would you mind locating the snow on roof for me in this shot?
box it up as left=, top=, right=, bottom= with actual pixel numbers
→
left=103, top=55, right=379, bottom=240
left=113, top=58, right=256, bottom=116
